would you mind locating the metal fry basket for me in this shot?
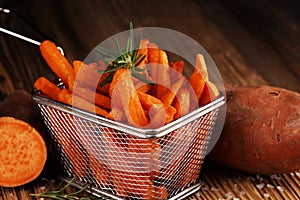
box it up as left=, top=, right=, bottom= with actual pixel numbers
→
left=32, top=92, right=225, bottom=200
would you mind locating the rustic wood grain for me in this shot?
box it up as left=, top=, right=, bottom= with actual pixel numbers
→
left=0, top=0, right=299, bottom=199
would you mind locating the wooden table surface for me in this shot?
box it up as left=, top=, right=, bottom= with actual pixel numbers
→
left=0, top=0, right=300, bottom=199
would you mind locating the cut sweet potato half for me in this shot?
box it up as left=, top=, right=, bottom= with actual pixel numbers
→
left=0, top=117, right=47, bottom=187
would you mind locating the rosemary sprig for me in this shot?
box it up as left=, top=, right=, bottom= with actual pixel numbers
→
left=96, top=22, right=154, bottom=86
left=31, top=178, right=108, bottom=200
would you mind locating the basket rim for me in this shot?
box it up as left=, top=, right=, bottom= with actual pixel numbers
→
left=32, top=91, right=225, bottom=138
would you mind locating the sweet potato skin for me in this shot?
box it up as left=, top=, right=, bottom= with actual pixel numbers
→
left=0, top=90, right=47, bottom=140
left=0, top=90, right=58, bottom=175
left=208, top=85, right=300, bottom=175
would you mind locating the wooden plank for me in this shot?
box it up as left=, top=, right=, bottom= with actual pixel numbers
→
left=198, top=0, right=300, bottom=92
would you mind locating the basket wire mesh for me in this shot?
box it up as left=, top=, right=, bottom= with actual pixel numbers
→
left=32, top=93, right=225, bottom=200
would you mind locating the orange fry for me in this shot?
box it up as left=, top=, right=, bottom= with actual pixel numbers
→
left=156, top=50, right=171, bottom=99
left=195, top=53, right=208, bottom=81
left=170, top=61, right=184, bottom=83
left=75, top=62, right=110, bottom=95
left=138, top=91, right=176, bottom=125
left=108, top=107, right=126, bottom=122
left=189, top=54, right=208, bottom=102
left=57, top=88, right=109, bottom=118
left=199, top=81, right=220, bottom=106
left=73, top=60, right=83, bottom=78
left=137, top=39, right=150, bottom=66
left=147, top=43, right=159, bottom=82
left=135, top=82, right=153, bottom=94
left=34, top=77, right=61, bottom=101
left=73, top=84, right=111, bottom=109
left=173, top=86, right=190, bottom=120
left=110, top=69, right=148, bottom=127
left=40, top=40, right=75, bottom=91
left=161, top=76, right=186, bottom=106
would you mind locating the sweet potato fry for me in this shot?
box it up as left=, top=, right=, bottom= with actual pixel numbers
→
left=56, top=88, right=109, bottom=118
left=153, top=185, right=168, bottom=200
left=138, top=91, right=176, bottom=125
left=199, top=81, right=220, bottom=106
left=34, top=77, right=61, bottom=101
left=127, top=136, right=162, bottom=176
left=138, top=39, right=150, bottom=66
left=108, top=107, right=126, bottom=122
left=189, top=54, right=207, bottom=102
left=73, top=60, right=83, bottom=78
left=161, top=76, right=185, bottom=106
left=53, top=123, right=89, bottom=179
left=75, top=62, right=110, bottom=95
left=173, top=86, right=190, bottom=120
left=73, top=83, right=111, bottom=109
left=135, top=82, right=153, bottom=94
left=194, top=53, right=208, bottom=81
left=110, top=68, right=148, bottom=127
left=147, top=43, right=159, bottom=83
left=102, top=132, right=155, bottom=198
left=170, top=61, right=184, bottom=83
left=156, top=50, right=171, bottom=99
left=89, top=153, right=111, bottom=187
left=159, top=126, right=194, bottom=181
left=40, top=40, right=75, bottom=91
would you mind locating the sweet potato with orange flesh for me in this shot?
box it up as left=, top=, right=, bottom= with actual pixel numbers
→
left=136, top=39, right=151, bottom=81
left=51, top=119, right=89, bottom=179
left=40, top=40, right=75, bottom=91
left=0, top=90, right=48, bottom=139
left=0, top=91, right=49, bottom=187
left=102, top=132, right=155, bottom=198
left=153, top=185, right=168, bottom=200
left=148, top=43, right=159, bottom=83
left=110, top=68, right=148, bottom=127
left=138, top=39, right=150, bottom=66
left=127, top=136, right=161, bottom=176
left=74, top=61, right=110, bottom=95
left=73, top=83, right=111, bottom=109
left=135, top=82, right=153, bottom=94
left=35, top=77, right=109, bottom=118
left=89, top=154, right=111, bottom=187
left=173, top=86, right=190, bottom=120
left=57, top=89, right=109, bottom=118
left=73, top=60, right=83, bottom=77
left=156, top=50, right=171, bottom=99
left=161, top=76, right=185, bottom=106
left=0, top=117, right=47, bottom=187
left=170, top=61, right=184, bottom=83
left=199, top=81, right=220, bottom=106
left=108, top=107, right=126, bottom=122
left=209, top=85, right=300, bottom=175
left=34, top=77, right=61, bottom=101
left=189, top=54, right=207, bottom=102
left=138, top=91, right=176, bottom=125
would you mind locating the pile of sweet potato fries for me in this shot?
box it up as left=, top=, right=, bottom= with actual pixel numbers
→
left=34, top=39, right=219, bottom=128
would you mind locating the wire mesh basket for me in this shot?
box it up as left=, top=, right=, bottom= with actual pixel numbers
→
left=32, top=91, right=225, bottom=200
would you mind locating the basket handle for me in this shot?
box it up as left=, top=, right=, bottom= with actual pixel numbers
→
left=0, top=6, right=64, bottom=55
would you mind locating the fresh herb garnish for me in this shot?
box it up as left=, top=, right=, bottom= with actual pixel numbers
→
left=96, top=22, right=154, bottom=86
left=31, top=178, right=108, bottom=200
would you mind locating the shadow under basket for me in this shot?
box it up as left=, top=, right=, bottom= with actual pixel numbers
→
left=32, top=91, right=225, bottom=200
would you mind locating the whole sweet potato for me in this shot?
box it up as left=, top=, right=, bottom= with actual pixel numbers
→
left=208, top=85, right=300, bottom=175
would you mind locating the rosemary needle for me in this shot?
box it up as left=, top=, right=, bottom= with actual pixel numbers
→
left=96, top=22, right=154, bottom=86
left=30, top=178, right=108, bottom=200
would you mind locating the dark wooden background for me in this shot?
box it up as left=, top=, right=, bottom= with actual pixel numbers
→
left=0, top=0, right=300, bottom=199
